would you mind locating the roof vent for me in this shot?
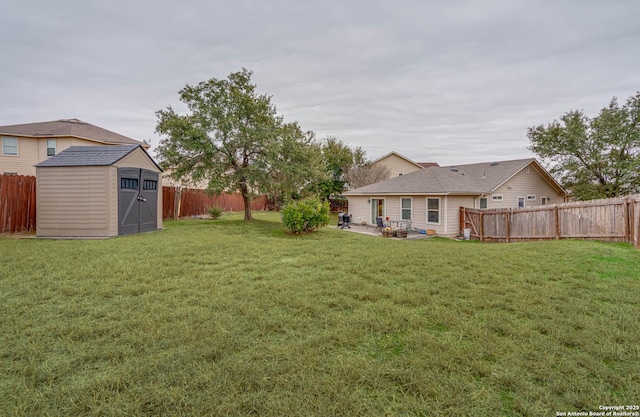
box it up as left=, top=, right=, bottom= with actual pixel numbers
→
left=490, top=162, right=499, bottom=166
left=450, top=168, right=458, bottom=172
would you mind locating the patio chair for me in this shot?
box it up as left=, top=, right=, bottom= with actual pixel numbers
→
left=375, top=216, right=386, bottom=231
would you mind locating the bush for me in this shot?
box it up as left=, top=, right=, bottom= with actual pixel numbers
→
left=281, top=198, right=330, bottom=234
left=207, top=206, right=224, bottom=220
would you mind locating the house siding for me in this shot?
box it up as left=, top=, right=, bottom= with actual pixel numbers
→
left=346, top=194, right=468, bottom=237
left=446, top=195, right=475, bottom=235
left=488, top=166, right=565, bottom=209
left=1, top=136, right=39, bottom=175
left=372, top=154, right=422, bottom=178
left=1, top=136, right=109, bottom=176
left=36, top=166, right=113, bottom=237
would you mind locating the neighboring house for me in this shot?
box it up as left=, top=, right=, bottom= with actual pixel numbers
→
left=0, top=118, right=148, bottom=176
left=370, top=151, right=439, bottom=178
left=345, top=158, right=568, bottom=237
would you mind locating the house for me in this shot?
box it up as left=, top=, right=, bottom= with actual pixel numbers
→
left=0, top=119, right=148, bottom=176
left=344, top=158, right=568, bottom=237
left=370, top=151, right=439, bottom=178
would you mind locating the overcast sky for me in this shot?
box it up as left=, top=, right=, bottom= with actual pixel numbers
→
left=1, top=0, right=638, bottom=165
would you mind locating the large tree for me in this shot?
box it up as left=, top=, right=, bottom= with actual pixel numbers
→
left=316, top=137, right=366, bottom=200
left=263, top=122, right=326, bottom=209
left=528, top=92, right=640, bottom=200
left=156, top=69, right=319, bottom=220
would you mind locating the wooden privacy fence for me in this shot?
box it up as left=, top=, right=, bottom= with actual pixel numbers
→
left=0, top=174, right=37, bottom=233
left=162, top=186, right=268, bottom=219
left=460, top=194, right=640, bottom=248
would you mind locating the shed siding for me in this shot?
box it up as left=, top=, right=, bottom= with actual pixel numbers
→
left=490, top=166, right=565, bottom=209
left=114, top=150, right=159, bottom=171
left=36, top=166, right=112, bottom=237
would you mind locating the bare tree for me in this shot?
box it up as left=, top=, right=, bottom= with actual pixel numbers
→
left=344, top=163, right=391, bottom=189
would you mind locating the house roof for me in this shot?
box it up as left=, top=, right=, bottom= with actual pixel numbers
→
left=370, top=151, right=426, bottom=169
left=417, top=162, right=440, bottom=168
left=0, top=119, right=146, bottom=147
left=35, top=144, right=162, bottom=171
left=345, top=158, right=566, bottom=196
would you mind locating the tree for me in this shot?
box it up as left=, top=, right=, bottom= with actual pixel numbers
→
left=343, top=163, right=391, bottom=189
left=527, top=92, right=640, bottom=200
left=263, top=122, right=326, bottom=209
left=156, top=69, right=319, bottom=220
left=316, top=137, right=366, bottom=200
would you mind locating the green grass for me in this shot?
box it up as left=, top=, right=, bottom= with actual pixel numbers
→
left=1, top=211, right=639, bottom=416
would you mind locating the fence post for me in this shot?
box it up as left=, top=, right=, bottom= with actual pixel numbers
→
left=635, top=199, right=640, bottom=248
left=174, top=186, right=182, bottom=220
left=479, top=211, right=484, bottom=241
left=459, top=207, right=465, bottom=235
left=505, top=210, right=510, bottom=243
left=554, top=206, right=560, bottom=240
left=623, top=199, right=630, bottom=243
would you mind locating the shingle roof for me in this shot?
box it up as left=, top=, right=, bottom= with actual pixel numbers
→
left=35, top=145, right=161, bottom=171
left=345, top=158, right=565, bottom=195
left=0, top=119, right=145, bottom=147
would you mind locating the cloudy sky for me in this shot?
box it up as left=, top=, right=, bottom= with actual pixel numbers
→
left=1, top=0, right=638, bottom=165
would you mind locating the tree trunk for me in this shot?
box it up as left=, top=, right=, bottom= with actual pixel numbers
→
left=240, top=185, right=254, bottom=221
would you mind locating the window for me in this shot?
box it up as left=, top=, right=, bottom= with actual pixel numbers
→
left=541, top=197, right=548, bottom=206
left=427, top=198, right=440, bottom=224
left=46, top=139, right=56, bottom=156
left=492, top=195, right=503, bottom=201
left=527, top=194, right=536, bottom=201
left=517, top=197, right=525, bottom=208
left=120, top=178, right=139, bottom=190
left=401, top=197, right=412, bottom=220
left=143, top=179, right=157, bottom=190
left=2, top=137, right=18, bottom=156
left=479, top=197, right=488, bottom=209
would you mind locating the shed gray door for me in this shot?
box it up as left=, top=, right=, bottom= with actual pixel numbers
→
left=118, top=168, right=159, bottom=235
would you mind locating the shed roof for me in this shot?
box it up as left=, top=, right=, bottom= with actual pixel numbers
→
left=0, top=118, right=146, bottom=147
left=35, top=144, right=162, bottom=171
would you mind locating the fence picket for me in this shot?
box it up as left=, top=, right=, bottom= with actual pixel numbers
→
left=460, top=195, right=640, bottom=248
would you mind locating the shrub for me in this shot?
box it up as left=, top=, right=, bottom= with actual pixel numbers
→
left=207, top=206, right=224, bottom=220
left=281, top=198, right=330, bottom=234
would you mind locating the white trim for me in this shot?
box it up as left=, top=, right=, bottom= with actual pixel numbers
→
left=400, top=197, right=412, bottom=220
left=46, top=139, right=56, bottom=157
left=426, top=197, right=441, bottom=225
left=370, top=198, right=386, bottom=225
left=2, top=136, right=19, bottom=156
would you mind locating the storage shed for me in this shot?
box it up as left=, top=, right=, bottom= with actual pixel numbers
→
left=35, top=144, right=163, bottom=237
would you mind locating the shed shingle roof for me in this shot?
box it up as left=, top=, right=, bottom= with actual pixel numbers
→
left=35, top=145, right=161, bottom=171
left=0, top=119, right=145, bottom=147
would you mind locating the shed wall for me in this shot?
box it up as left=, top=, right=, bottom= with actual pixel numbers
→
left=36, top=166, right=115, bottom=237
left=114, top=150, right=163, bottom=230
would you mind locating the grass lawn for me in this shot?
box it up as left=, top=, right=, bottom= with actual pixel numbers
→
left=1, top=211, right=639, bottom=416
